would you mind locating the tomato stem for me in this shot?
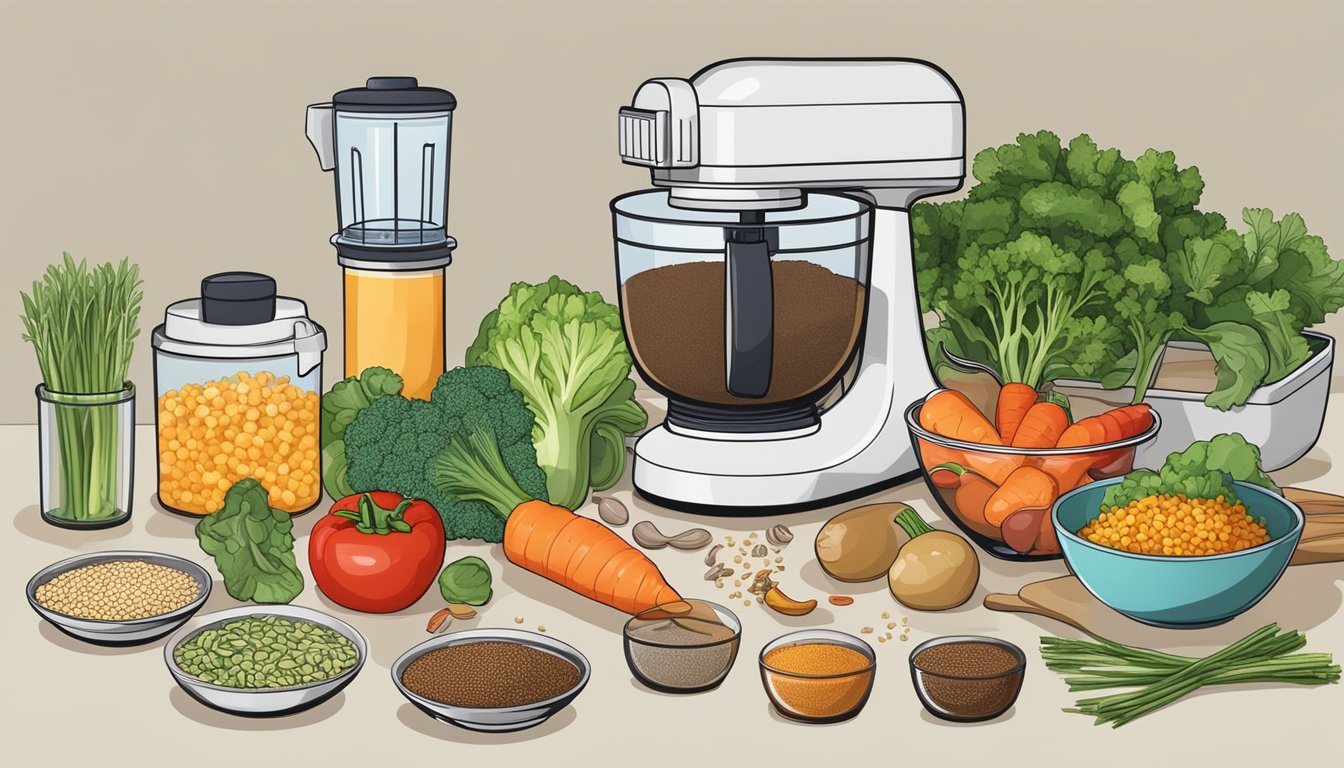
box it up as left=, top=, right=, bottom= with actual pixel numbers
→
left=333, top=493, right=414, bottom=535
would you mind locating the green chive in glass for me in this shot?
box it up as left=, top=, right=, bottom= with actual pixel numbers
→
left=21, top=254, right=143, bottom=526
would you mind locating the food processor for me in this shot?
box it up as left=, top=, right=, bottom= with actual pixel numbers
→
left=152, top=272, right=326, bottom=516
left=612, top=58, right=965, bottom=512
left=306, top=77, right=456, bottom=400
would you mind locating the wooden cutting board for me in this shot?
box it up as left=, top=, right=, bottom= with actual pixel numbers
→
left=984, top=487, right=1344, bottom=646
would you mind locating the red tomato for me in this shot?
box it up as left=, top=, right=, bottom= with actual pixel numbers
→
left=309, top=492, right=446, bottom=613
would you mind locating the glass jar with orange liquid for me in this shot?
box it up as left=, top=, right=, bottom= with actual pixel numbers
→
left=340, top=252, right=449, bottom=400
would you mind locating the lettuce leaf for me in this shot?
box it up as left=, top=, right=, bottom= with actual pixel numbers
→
left=1101, top=434, right=1278, bottom=510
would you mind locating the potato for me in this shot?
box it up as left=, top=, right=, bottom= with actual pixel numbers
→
left=814, top=503, right=912, bottom=582
left=887, top=531, right=979, bottom=610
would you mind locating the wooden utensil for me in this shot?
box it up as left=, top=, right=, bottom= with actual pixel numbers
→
left=984, top=486, right=1344, bottom=640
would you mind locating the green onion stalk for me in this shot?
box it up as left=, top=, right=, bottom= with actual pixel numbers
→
left=21, top=254, right=142, bottom=521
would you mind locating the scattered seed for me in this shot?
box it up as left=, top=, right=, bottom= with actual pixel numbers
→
left=704, top=545, right=723, bottom=567
left=751, top=544, right=768, bottom=558
left=593, top=493, right=629, bottom=526
left=538, top=625, right=547, bottom=633
left=887, top=622, right=896, bottom=630
left=765, top=524, right=793, bottom=548
left=447, top=604, right=477, bottom=620
left=882, top=612, right=890, bottom=619
left=744, top=600, right=752, bottom=607
left=900, top=635, right=909, bottom=642
left=879, top=636, right=887, bottom=643
left=715, top=579, right=725, bottom=589
left=861, top=627, right=874, bottom=634
left=718, top=567, right=734, bottom=578
left=631, top=521, right=713, bottom=551
left=901, top=617, right=909, bottom=626
left=773, top=556, right=783, bottom=564
left=734, top=555, right=743, bottom=563
left=514, top=616, right=524, bottom=624
left=828, top=595, right=854, bottom=606
left=776, top=565, right=785, bottom=572
left=427, top=608, right=453, bottom=633
left=705, top=564, right=725, bottom=581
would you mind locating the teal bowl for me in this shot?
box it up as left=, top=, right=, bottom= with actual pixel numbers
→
left=1052, top=480, right=1303, bottom=629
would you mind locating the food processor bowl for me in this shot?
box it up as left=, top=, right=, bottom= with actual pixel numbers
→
left=612, top=190, right=872, bottom=434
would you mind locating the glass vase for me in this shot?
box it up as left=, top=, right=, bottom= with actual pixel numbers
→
left=37, top=384, right=135, bottom=529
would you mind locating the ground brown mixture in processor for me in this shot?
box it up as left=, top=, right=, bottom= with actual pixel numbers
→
left=400, top=641, right=581, bottom=708
left=621, top=260, right=865, bottom=405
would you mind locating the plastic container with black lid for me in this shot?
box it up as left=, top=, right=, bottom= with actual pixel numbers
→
left=150, top=272, right=327, bottom=517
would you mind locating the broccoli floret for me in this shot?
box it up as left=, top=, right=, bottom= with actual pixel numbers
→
left=343, top=365, right=547, bottom=542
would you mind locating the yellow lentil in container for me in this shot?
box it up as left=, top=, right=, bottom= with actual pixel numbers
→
left=157, top=371, right=320, bottom=515
left=35, top=560, right=200, bottom=620
left=1078, top=494, right=1270, bottom=556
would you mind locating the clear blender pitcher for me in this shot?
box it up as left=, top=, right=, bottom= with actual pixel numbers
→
left=306, top=77, right=456, bottom=399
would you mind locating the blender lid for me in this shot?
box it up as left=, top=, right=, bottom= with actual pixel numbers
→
left=333, top=77, right=457, bottom=113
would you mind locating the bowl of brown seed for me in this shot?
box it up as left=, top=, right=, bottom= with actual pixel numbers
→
left=908, top=635, right=1026, bottom=722
left=391, top=628, right=590, bottom=733
left=26, top=550, right=212, bottom=646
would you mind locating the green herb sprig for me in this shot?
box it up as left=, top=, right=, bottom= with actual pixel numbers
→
left=1041, top=623, right=1339, bottom=727
left=20, top=253, right=143, bottom=521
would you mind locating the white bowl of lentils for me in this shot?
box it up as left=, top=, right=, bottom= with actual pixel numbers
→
left=26, top=550, right=212, bottom=646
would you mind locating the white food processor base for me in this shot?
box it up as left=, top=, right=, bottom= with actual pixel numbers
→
left=632, top=207, right=938, bottom=513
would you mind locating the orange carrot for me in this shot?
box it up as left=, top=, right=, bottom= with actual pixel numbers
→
left=1050, top=404, right=1155, bottom=482
left=995, top=383, right=1038, bottom=443
left=920, top=389, right=1002, bottom=445
left=919, top=390, right=1022, bottom=484
left=984, top=466, right=1058, bottom=528
left=439, top=432, right=680, bottom=616
left=954, top=472, right=999, bottom=527
left=505, top=500, right=679, bottom=615
left=1009, top=402, right=1070, bottom=448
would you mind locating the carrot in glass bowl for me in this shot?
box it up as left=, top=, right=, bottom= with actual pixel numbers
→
left=994, top=383, right=1039, bottom=443
left=1009, top=402, right=1070, bottom=448
left=906, top=391, right=1160, bottom=560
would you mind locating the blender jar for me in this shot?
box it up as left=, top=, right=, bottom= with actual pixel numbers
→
left=307, top=77, right=456, bottom=399
left=151, top=273, right=326, bottom=516
left=612, top=190, right=872, bottom=433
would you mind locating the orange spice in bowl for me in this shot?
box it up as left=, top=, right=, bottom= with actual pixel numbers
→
left=759, top=629, right=876, bottom=723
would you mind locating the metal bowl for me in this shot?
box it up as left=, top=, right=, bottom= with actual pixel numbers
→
left=164, top=605, right=367, bottom=717
left=391, top=628, right=590, bottom=732
left=26, top=550, right=212, bottom=646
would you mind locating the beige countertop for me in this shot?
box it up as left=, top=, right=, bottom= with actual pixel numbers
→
left=5, top=399, right=1343, bottom=767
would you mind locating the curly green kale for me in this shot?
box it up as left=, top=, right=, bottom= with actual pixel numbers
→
left=342, top=366, right=548, bottom=542
left=465, top=276, right=647, bottom=510
left=916, top=131, right=1343, bottom=408
left=1101, top=434, right=1279, bottom=511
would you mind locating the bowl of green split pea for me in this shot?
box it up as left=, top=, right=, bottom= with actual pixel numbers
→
left=163, top=605, right=367, bottom=717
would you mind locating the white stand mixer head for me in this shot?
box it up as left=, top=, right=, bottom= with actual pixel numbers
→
left=617, top=58, right=966, bottom=512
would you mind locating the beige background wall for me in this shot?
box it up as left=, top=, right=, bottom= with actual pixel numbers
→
left=1, top=0, right=1341, bottom=424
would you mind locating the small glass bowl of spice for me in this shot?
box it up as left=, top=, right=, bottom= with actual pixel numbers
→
left=759, top=629, right=877, bottom=723
left=908, top=635, right=1026, bottom=722
left=624, top=599, right=741, bottom=693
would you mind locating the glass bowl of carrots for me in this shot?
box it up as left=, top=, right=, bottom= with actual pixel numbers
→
left=904, top=387, right=1161, bottom=561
